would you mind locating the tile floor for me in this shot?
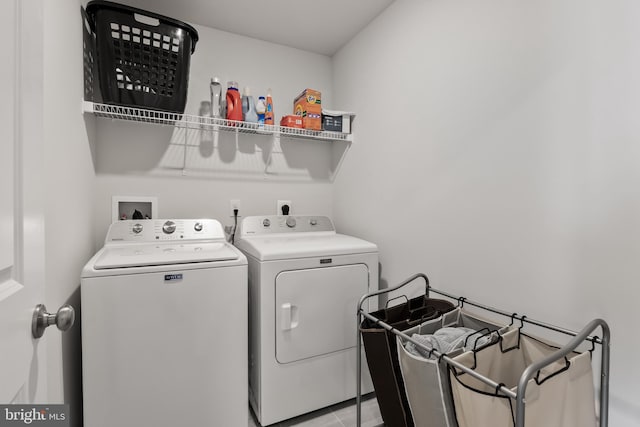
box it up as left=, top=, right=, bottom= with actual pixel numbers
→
left=247, top=393, right=383, bottom=427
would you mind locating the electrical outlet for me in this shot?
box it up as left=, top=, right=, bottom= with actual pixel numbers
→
left=230, top=199, right=241, bottom=217
left=277, top=200, right=292, bottom=215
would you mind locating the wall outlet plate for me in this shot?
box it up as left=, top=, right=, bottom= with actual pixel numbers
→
left=230, top=199, right=241, bottom=217
left=277, top=200, right=292, bottom=215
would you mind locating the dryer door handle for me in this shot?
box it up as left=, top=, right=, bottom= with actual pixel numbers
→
left=281, top=303, right=299, bottom=331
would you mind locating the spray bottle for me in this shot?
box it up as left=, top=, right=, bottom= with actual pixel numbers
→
left=210, top=77, right=222, bottom=118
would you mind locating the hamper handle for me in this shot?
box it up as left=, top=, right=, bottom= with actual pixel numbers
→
left=499, top=327, right=522, bottom=353
left=85, top=0, right=199, bottom=52
left=464, top=328, right=492, bottom=349
left=385, top=294, right=409, bottom=309
left=134, top=13, right=160, bottom=26
left=416, top=308, right=440, bottom=325
left=534, top=357, right=570, bottom=385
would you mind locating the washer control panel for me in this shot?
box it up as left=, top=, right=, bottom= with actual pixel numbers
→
left=105, top=219, right=225, bottom=243
left=240, top=215, right=335, bottom=236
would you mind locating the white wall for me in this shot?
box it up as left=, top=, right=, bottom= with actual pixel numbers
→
left=40, top=0, right=640, bottom=424
left=36, top=1, right=338, bottom=421
left=92, top=23, right=336, bottom=247
left=43, top=0, right=96, bottom=424
left=333, top=0, right=640, bottom=425
left=38, top=3, right=338, bottom=421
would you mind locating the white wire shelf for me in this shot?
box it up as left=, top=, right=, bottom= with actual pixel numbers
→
left=82, top=101, right=353, bottom=143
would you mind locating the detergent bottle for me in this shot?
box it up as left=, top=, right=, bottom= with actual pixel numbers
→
left=264, top=88, right=274, bottom=125
left=225, top=81, right=242, bottom=122
left=256, top=96, right=266, bottom=128
left=242, top=87, right=258, bottom=123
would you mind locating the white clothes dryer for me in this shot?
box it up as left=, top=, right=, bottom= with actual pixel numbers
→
left=235, top=215, right=378, bottom=426
left=81, top=219, right=247, bottom=427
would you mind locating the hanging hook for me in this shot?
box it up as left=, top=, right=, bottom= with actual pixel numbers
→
left=427, top=347, right=436, bottom=360
left=457, top=297, right=466, bottom=308
left=519, top=315, right=527, bottom=330
left=509, top=313, right=518, bottom=326
left=589, top=336, right=599, bottom=356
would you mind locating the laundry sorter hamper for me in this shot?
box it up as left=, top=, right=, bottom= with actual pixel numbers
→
left=85, top=0, right=199, bottom=113
left=448, top=326, right=597, bottom=427
left=396, top=307, right=508, bottom=427
left=360, top=294, right=455, bottom=427
left=356, top=273, right=610, bottom=427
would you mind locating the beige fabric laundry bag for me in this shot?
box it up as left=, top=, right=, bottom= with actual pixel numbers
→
left=397, top=308, right=507, bottom=427
left=449, top=327, right=597, bottom=427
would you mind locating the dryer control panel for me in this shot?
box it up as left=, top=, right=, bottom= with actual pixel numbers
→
left=240, top=215, right=335, bottom=236
left=104, top=219, right=226, bottom=243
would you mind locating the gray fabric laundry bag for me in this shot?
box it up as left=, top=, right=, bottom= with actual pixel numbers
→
left=449, top=327, right=597, bottom=427
left=396, top=308, right=507, bottom=427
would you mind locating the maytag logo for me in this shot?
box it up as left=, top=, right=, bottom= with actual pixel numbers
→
left=164, top=273, right=183, bottom=282
left=1, top=405, right=69, bottom=426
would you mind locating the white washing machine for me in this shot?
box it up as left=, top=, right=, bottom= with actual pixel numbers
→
left=235, top=215, right=378, bottom=426
left=81, top=219, right=247, bottom=427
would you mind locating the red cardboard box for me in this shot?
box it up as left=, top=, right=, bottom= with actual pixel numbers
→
left=280, top=115, right=303, bottom=128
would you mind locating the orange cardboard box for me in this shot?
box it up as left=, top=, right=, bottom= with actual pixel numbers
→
left=293, top=89, right=322, bottom=130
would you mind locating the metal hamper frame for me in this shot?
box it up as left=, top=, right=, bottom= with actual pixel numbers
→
left=355, top=273, right=610, bottom=427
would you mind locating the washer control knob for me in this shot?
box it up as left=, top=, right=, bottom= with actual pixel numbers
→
left=309, top=218, right=318, bottom=226
left=286, top=217, right=297, bottom=228
left=194, top=222, right=203, bottom=232
left=263, top=218, right=271, bottom=227
left=132, top=223, right=143, bottom=234
left=162, top=220, right=176, bottom=234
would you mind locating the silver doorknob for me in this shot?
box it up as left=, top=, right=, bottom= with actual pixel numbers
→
left=32, top=304, right=75, bottom=339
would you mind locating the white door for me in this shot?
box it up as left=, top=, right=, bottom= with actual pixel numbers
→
left=0, top=0, right=47, bottom=404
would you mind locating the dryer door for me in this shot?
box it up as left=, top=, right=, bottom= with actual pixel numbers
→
left=275, top=264, right=369, bottom=364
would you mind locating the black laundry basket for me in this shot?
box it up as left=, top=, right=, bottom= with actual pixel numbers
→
left=86, top=0, right=199, bottom=113
left=360, top=295, right=455, bottom=427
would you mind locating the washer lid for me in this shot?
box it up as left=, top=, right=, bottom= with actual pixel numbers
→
left=93, top=242, right=239, bottom=269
